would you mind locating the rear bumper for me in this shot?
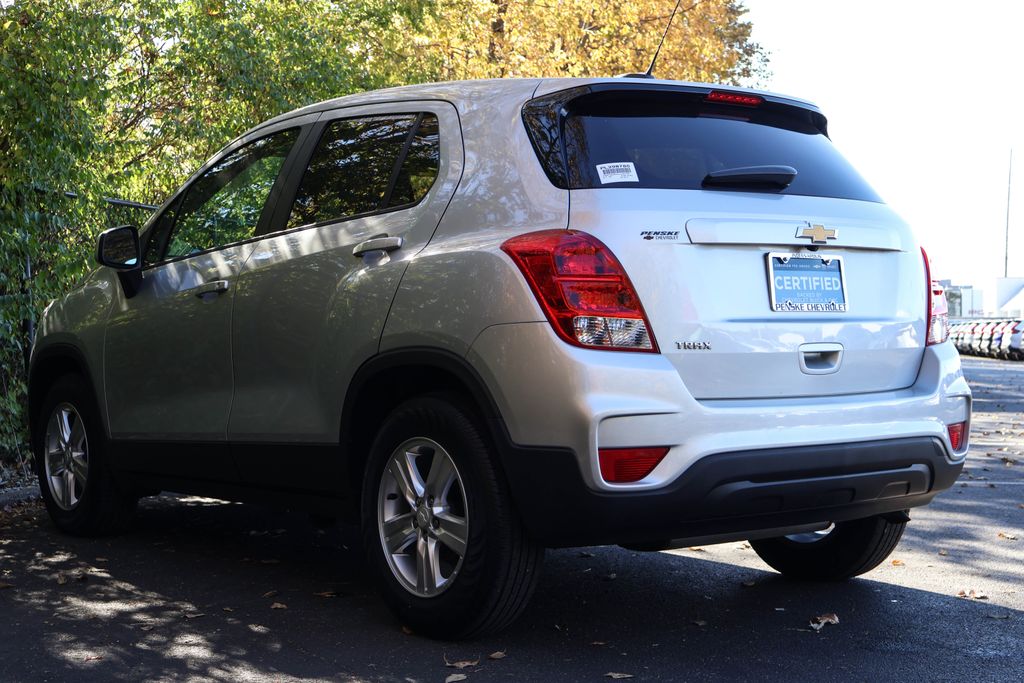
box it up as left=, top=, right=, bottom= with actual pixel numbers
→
left=497, top=435, right=961, bottom=547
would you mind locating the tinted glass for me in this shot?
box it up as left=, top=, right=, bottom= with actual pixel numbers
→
left=149, top=128, right=297, bottom=263
left=287, top=113, right=439, bottom=229
left=387, top=114, right=440, bottom=207
left=524, top=88, right=880, bottom=202
left=565, top=113, right=879, bottom=201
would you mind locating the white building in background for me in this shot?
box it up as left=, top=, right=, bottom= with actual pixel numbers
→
left=945, top=278, right=1024, bottom=319
left=996, top=278, right=1024, bottom=317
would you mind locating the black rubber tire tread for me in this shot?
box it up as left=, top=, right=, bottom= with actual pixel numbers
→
left=750, top=515, right=906, bottom=580
left=33, top=374, right=137, bottom=536
left=360, top=394, right=543, bottom=639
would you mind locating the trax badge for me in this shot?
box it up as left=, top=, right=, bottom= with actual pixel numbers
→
left=797, top=224, right=837, bottom=244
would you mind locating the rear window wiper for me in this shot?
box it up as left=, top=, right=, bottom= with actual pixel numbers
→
left=702, top=165, right=797, bottom=189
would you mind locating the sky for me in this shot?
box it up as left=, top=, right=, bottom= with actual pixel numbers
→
left=742, top=0, right=1024, bottom=288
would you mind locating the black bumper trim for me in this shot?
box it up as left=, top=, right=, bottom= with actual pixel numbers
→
left=495, top=434, right=962, bottom=548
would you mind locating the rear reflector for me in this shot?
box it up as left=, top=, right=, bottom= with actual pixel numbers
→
left=947, top=422, right=966, bottom=451
left=705, top=90, right=763, bottom=107
left=599, top=447, right=670, bottom=483
left=502, top=230, right=658, bottom=352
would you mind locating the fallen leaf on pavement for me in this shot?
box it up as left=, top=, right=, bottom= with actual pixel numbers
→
left=270, top=602, right=287, bottom=610
left=488, top=651, right=507, bottom=660
left=184, top=612, right=205, bottom=619
left=261, top=590, right=278, bottom=598
left=957, top=589, right=988, bottom=600
left=686, top=546, right=706, bottom=552
left=891, top=559, right=905, bottom=566
left=313, top=590, right=338, bottom=598
left=444, top=655, right=479, bottom=670
left=83, top=655, right=104, bottom=662
left=998, top=532, right=1018, bottom=540
left=222, top=607, right=234, bottom=612
left=445, top=675, right=468, bottom=683
left=741, top=580, right=756, bottom=587
left=139, top=625, right=154, bottom=631
left=808, top=613, right=840, bottom=631
left=56, top=573, right=67, bottom=585
left=987, top=613, right=1011, bottom=620
left=692, top=620, right=707, bottom=627
left=401, top=625, right=414, bottom=635
left=938, top=549, right=949, bottom=556
left=605, top=674, right=634, bottom=680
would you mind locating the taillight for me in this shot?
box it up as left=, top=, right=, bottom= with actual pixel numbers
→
left=501, top=230, right=658, bottom=352
left=922, top=248, right=949, bottom=345
left=947, top=422, right=966, bottom=451
left=599, top=447, right=670, bottom=483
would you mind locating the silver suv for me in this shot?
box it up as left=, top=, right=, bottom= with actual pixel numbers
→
left=30, top=78, right=971, bottom=638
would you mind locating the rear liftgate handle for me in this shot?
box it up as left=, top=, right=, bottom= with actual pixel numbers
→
left=798, top=342, right=844, bottom=375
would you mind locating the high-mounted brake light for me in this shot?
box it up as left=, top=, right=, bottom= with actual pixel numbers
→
left=599, top=447, right=670, bottom=483
left=705, top=90, right=763, bottom=107
left=922, top=247, right=949, bottom=345
left=502, top=230, right=658, bottom=352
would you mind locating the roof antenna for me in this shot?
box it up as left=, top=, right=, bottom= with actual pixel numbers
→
left=618, top=0, right=685, bottom=79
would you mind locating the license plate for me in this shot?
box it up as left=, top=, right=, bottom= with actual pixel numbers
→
left=766, top=252, right=847, bottom=313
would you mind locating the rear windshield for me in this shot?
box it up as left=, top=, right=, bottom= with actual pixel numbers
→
left=524, top=88, right=881, bottom=202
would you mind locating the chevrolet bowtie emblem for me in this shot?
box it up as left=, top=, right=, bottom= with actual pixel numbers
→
left=797, top=224, right=838, bottom=244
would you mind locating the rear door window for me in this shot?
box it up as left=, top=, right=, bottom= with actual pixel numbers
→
left=286, top=113, right=439, bottom=229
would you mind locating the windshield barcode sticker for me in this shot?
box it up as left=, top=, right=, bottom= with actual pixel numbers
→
left=596, top=162, right=639, bottom=184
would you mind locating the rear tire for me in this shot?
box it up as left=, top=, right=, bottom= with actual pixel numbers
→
left=750, top=515, right=906, bottom=580
left=361, top=395, right=543, bottom=639
left=33, top=374, right=137, bottom=535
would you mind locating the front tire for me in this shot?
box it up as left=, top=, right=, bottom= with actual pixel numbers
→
left=750, top=515, right=906, bottom=580
left=361, top=395, right=543, bottom=639
left=33, top=374, right=137, bottom=535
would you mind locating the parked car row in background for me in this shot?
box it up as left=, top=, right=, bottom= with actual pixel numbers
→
left=951, top=319, right=1024, bottom=359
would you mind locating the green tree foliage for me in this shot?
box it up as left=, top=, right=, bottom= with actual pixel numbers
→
left=0, top=0, right=765, bottom=464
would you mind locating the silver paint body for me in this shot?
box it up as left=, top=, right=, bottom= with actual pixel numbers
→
left=32, top=77, right=971, bottom=495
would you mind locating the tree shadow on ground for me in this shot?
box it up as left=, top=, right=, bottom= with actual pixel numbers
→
left=0, top=491, right=1021, bottom=682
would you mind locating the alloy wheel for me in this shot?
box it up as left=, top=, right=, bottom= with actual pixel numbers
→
left=377, top=437, right=469, bottom=597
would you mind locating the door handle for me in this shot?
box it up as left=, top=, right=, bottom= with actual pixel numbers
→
left=188, top=279, right=230, bottom=299
left=352, top=235, right=403, bottom=257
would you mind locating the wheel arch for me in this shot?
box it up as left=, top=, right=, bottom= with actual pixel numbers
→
left=29, top=344, right=103, bottom=453
left=340, top=348, right=505, bottom=496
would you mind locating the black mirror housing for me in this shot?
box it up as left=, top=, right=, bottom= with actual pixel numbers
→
left=96, top=225, right=141, bottom=270
left=97, top=225, right=142, bottom=298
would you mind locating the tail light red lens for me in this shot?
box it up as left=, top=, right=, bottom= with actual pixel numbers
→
left=947, top=422, right=966, bottom=451
left=599, top=447, right=670, bottom=483
left=922, top=248, right=949, bottom=345
left=501, top=230, right=658, bottom=352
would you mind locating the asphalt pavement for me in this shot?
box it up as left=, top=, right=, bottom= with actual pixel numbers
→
left=1, top=357, right=1022, bottom=682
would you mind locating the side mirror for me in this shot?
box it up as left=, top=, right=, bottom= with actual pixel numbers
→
left=96, top=225, right=140, bottom=270
left=96, top=226, right=142, bottom=298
